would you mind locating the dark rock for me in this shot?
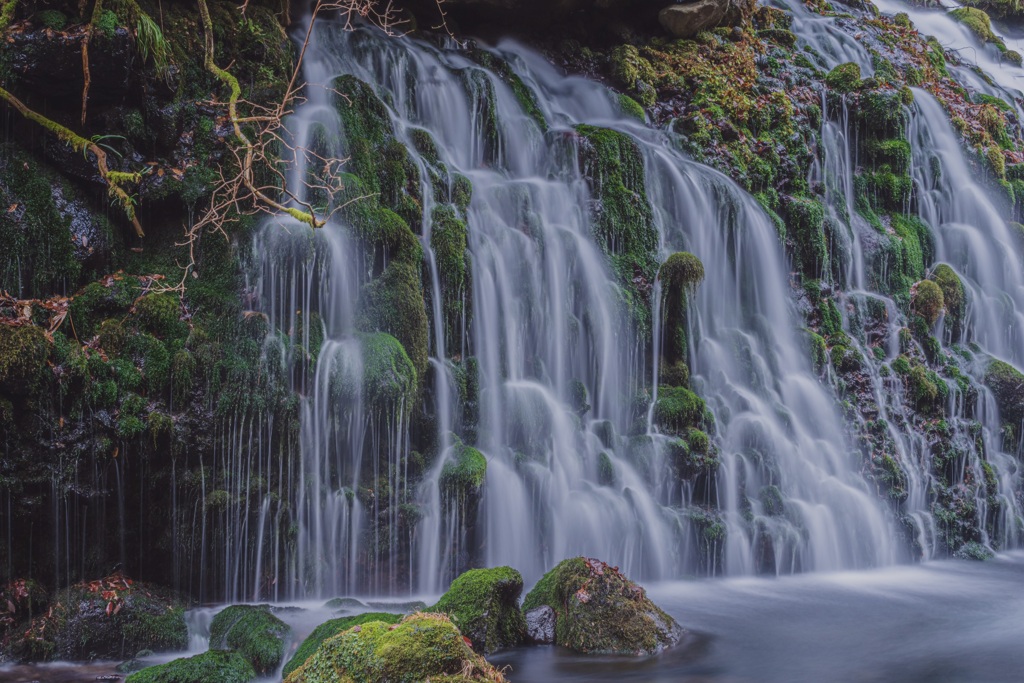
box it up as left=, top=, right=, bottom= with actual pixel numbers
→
left=524, top=605, right=556, bottom=644
left=658, top=0, right=729, bottom=38
left=7, top=27, right=135, bottom=104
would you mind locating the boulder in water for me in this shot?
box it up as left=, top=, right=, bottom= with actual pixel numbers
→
left=209, top=604, right=291, bottom=675
left=522, top=557, right=682, bottom=655
left=284, top=612, right=506, bottom=683
left=6, top=573, right=187, bottom=662
left=430, top=566, right=527, bottom=653
left=282, top=612, right=401, bottom=679
left=126, top=650, right=256, bottom=683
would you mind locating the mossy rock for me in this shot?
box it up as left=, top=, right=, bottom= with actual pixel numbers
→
left=930, top=264, right=965, bottom=333
left=283, top=612, right=505, bottom=683
left=358, top=332, right=417, bottom=408
left=11, top=574, right=187, bottom=662
left=609, top=45, right=656, bottom=107
left=825, top=62, right=862, bottom=94
left=126, top=650, right=256, bottom=683
left=282, top=612, right=401, bottom=678
left=522, top=557, right=681, bottom=655
left=786, top=196, right=827, bottom=278
left=358, top=260, right=429, bottom=383
left=134, top=293, right=187, bottom=341
left=429, top=567, right=527, bottom=653
left=653, top=385, right=707, bottom=436
left=209, top=604, right=291, bottom=674
left=912, top=280, right=945, bottom=327
left=0, top=324, right=49, bottom=395
left=950, top=7, right=1004, bottom=47
left=440, top=440, right=487, bottom=500
left=985, top=360, right=1024, bottom=425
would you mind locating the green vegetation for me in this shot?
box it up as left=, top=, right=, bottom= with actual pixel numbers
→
left=127, top=650, right=255, bottom=683
left=209, top=605, right=290, bottom=674
left=358, top=332, right=417, bottom=408
left=283, top=613, right=504, bottom=683
left=282, top=613, right=401, bottom=678
left=825, top=62, right=862, bottom=93
left=522, top=557, right=679, bottom=655
left=912, top=279, right=945, bottom=327
left=430, top=566, right=526, bottom=653
left=440, top=440, right=487, bottom=499
left=985, top=360, right=1024, bottom=426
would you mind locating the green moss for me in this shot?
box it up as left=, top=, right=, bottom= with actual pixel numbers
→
left=985, top=359, right=1024, bottom=425
left=282, top=613, right=401, bottom=678
left=36, top=9, right=66, bottom=30
left=825, top=62, right=862, bottom=93
left=930, top=264, right=965, bottom=334
left=574, top=125, right=657, bottom=334
left=431, top=205, right=470, bottom=356
left=127, top=650, right=255, bottom=683
left=787, top=196, right=827, bottom=278
left=440, top=440, right=487, bottom=499
left=808, top=330, right=828, bottom=371
left=950, top=8, right=1004, bottom=48
left=429, top=566, right=526, bottom=653
left=209, top=605, right=290, bottom=674
left=358, top=260, right=428, bottom=383
left=522, top=557, right=678, bottom=655
left=658, top=252, right=704, bottom=368
left=0, top=325, right=48, bottom=395
left=358, top=332, right=417, bottom=408
left=865, top=139, right=911, bottom=175
left=610, top=45, right=657, bottom=107
left=913, top=279, right=945, bottom=327
left=618, top=94, right=645, bottom=121
left=284, top=613, right=502, bottom=683
left=653, top=385, right=706, bottom=436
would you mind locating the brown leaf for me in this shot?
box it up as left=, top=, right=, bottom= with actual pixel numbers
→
left=6, top=204, right=17, bottom=213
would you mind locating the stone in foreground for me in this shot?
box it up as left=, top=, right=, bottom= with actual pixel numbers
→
left=125, top=650, right=256, bottom=683
left=209, top=604, right=291, bottom=674
left=282, top=612, right=401, bottom=678
left=284, top=612, right=506, bottom=683
left=522, top=557, right=682, bottom=655
left=430, top=566, right=527, bottom=653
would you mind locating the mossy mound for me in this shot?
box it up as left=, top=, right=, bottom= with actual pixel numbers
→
left=126, top=650, right=256, bottom=683
left=825, top=62, right=862, bottom=94
left=11, top=573, right=187, bottom=662
left=659, top=252, right=705, bottom=291
left=653, top=385, right=707, bottom=437
left=358, top=332, right=418, bottom=408
left=209, top=604, right=291, bottom=674
left=282, top=612, right=401, bottom=678
left=522, top=557, right=681, bottom=655
left=284, top=612, right=506, bottom=683
left=985, top=360, right=1024, bottom=426
left=912, top=279, right=945, bottom=327
left=930, top=264, right=965, bottom=333
left=440, top=441, right=488, bottom=500
left=429, top=567, right=527, bottom=653
left=658, top=252, right=704, bottom=369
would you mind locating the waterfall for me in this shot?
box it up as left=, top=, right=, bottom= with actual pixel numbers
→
left=236, top=16, right=916, bottom=598
left=780, top=0, right=1023, bottom=560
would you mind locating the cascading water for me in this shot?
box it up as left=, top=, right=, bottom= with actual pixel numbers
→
left=239, top=15, right=910, bottom=598
left=787, top=0, right=1023, bottom=560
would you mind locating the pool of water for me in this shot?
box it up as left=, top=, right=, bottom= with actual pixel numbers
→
left=3, top=553, right=1023, bottom=682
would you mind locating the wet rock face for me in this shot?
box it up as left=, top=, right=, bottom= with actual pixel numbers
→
left=524, top=605, right=555, bottom=644
left=430, top=566, right=527, bottom=653
left=522, top=557, right=682, bottom=655
left=8, top=26, right=135, bottom=103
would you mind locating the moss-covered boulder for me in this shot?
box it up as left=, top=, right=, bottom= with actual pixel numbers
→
left=284, top=612, right=506, bottom=683
left=283, top=612, right=401, bottom=678
left=930, top=264, right=965, bottom=334
left=429, top=567, right=527, bottom=653
left=10, top=574, right=187, bottom=662
left=658, top=252, right=705, bottom=371
left=825, top=62, right=862, bottom=94
left=522, top=557, right=682, bottom=655
left=126, top=650, right=256, bottom=683
left=359, top=332, right=418, bottom=408
left=209, top=604, right=291, bottom=675
left=440, top=441, right=488, bottom=499
left=912, top=279, right=945, bottom=327
left=985, top=360, right=1024, bottom=426
left=653, top=385, right=707, bottom=436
